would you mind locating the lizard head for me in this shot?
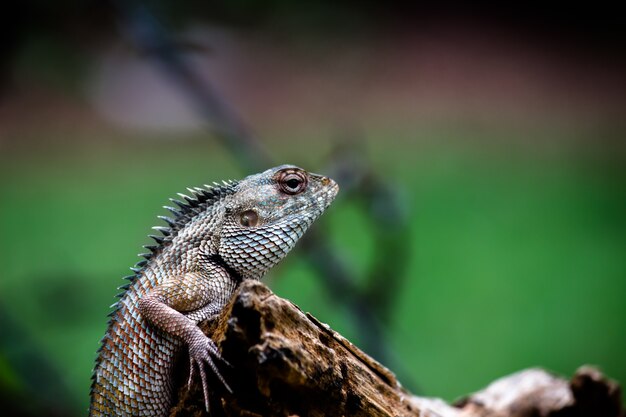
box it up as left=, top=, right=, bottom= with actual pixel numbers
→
left=218, top=165, right=339, bottom=279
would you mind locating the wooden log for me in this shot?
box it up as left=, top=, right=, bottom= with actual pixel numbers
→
left=169, top=280, right=623, bottom=417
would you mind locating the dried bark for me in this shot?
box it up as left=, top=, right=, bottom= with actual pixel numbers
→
left=169, top=280, right=623, bottom=417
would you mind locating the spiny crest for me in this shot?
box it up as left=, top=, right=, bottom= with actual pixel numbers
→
left=109, top=179, right=238, bottom=311
left=161, top=179, right=238, bottom=236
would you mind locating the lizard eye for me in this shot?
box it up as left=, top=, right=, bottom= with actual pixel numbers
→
left=278, top=171, right=308, bottom=195
left=239, top=210, right=259, bottom=227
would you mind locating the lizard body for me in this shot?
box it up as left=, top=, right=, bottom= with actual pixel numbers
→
left=89, top=165, right=338, bottom=416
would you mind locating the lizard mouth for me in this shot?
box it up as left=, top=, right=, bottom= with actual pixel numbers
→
left=311, top=178, right=339, bottom=211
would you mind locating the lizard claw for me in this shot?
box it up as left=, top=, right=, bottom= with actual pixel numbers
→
left=213, top=354, right=233, bottom=368
left=188, top=334, right=233, bottom=412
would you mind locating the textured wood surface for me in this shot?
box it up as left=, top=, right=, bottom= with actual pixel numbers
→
left=170, top=280, right=623, bottom=417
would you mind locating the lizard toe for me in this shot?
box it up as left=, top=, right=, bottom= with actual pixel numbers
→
left=188, top=335, right=233, bottom=411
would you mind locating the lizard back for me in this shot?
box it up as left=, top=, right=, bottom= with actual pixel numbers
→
left=90, top=182, right=239, bottom=416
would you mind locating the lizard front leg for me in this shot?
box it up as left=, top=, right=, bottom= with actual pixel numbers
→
left=138, top=265, right=237, bottom=412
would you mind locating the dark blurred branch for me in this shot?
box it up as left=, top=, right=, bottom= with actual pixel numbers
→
left=113, top=1, right=270, bottom=171
left=324, top=134, right=411, bottom=321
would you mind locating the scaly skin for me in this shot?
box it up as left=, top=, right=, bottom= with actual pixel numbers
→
left=89, top=165, right=338, bottom=417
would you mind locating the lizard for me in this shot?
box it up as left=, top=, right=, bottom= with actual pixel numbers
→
left=89, top=165, right=339, bottom=417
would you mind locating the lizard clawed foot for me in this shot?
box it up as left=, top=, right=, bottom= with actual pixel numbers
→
left=187, top=335, right=233, bottom=412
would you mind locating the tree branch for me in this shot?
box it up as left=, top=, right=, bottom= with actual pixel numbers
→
left=169, top=280, right=623, bottom=417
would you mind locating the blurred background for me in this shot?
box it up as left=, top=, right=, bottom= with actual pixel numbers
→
left=1, top=2, right=625, bottom=416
